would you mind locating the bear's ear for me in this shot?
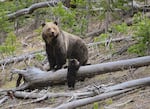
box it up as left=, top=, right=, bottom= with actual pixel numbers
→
left=53, top=21, right=58, bottom=25
left=41, top=22, right=46, bottom=27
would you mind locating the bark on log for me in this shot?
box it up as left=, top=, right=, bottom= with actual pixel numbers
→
left=11, top=56, right=150, bottom=90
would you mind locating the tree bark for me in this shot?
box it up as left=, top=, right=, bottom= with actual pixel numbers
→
left=11, top=56, right=150, bottom=90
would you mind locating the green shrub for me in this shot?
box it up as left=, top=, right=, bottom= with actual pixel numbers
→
left=0, top=32, right=17, bottom=58
left=128, top=13, right=150, bottom=56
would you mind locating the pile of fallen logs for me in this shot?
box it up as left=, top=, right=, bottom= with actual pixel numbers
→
left=0, top=55, right=150, bottom=109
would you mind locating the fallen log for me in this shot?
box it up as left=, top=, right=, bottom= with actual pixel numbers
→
left=37, top=88, right=135, bottom=109
left=0, top=96, right=8, bottom=105
left=7, top=0, right=65, bottom=20
left=12, top=77, right=150, bottom=99
left=36, top=77, right=150, bottom=109
left=0, top=50, right=45, bottom=66
left=1, top=77, right=150, bottom=108
left=10, top=56, right=150, bottom=90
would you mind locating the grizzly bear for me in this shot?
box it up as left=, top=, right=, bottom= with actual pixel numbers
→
left=41, top=21, right=88, bottom=88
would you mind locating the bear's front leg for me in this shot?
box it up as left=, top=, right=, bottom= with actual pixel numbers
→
left=47, top=54, right=56, bottom=71
left=46, top=45, right=56, bottom=71
left=54, top=48, right=66, bottom=70
left=54, top=57, right=66, bottom=70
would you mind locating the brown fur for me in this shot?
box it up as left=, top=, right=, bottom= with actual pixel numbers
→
left=67, top=59, right=80, bottom=89
left=42, top=21, right=88, bottom=70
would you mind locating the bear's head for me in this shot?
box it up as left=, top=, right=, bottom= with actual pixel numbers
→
left=42, top=21, right=60, bottom=44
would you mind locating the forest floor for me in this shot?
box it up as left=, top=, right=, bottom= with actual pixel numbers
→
left=0, top=20, right=150, bottom=109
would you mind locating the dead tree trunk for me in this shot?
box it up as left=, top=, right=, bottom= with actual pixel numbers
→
left=10, top=56, right=150, bottom=90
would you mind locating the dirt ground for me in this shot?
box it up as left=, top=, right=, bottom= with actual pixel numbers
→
left=1, top=65, right=150, bottom=109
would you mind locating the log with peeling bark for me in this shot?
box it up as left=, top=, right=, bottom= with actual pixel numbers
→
left=10, top=56, right=150, bottom=91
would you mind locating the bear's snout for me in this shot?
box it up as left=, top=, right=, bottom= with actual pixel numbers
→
left=51, top=32, right=54, bottom=36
